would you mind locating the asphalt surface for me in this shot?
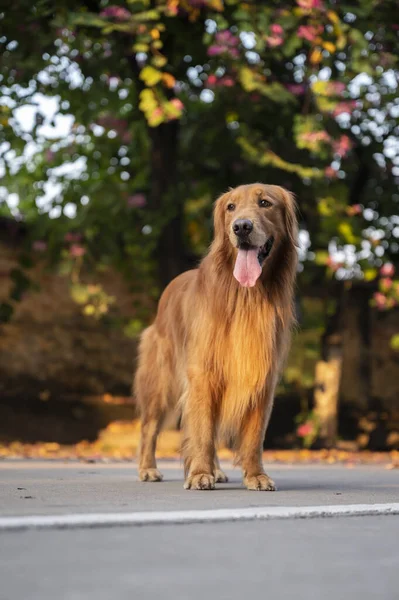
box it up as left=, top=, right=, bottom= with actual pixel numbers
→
left=1, top=460, right=399, bottom=515
left=1, top=461, right=399, bottom=600
left=1, top=515, right=398, bottom=600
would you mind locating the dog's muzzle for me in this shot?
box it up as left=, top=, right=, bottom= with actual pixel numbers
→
left=232, top=219, right=253, bottom=239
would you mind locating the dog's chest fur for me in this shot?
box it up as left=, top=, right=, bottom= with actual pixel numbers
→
left=203, top=289, right=280, bottom=427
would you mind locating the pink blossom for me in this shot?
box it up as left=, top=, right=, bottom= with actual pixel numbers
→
left=374, top=292, right=387, bottom=310
left=380, top=278, right=393, bottom=292
left=380, top=263, right=395, bottom=277
left=286, top=84, right=306, bottom=95
left=207, top=74, right=218, bottom=86
left=327, top=81, right=346, bottom=95
left=208, top=30, right=240, bottom=58
left=219, top=76, right=235, bottom=87
left=64, top=232, right=82, bottom=243
left=270, top=24, right=283, bottom=35
left=127, top=194, right=146, bottom=208
left=167, top=3, right=178, bottom=15
left=300, top=130, right=331, bottom=144
left=207, top=45, right=224, bottom=56
left=347, top=204, right=362, bottom=216
left=33, top=240, right=47, bottom=252
left=266, top=23, right=284, bottom=47
left=69, top=244, right=86, bottom=258
left=297, top=0, right=323, bottom=10
left=215, top=30, right=239, bottom=46
left=266, top=35, right=284, bottom=48
left=297, top=422, right=314, bottom=437
left=333, top=135, right=352, bottom=158
left=325, top=166, right=338, bottom=179
left=100, top=6, right=131, bottom=21
left=333, top=101, right=356, bottom=116
left=297, top=24, right=323, bottom=42
left=151, top=107, right=163, bottom=119
left=170, top=98, right=184, bottom=111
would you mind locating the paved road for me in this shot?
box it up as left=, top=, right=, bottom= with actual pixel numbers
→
left=0, top=461, right=399, bottom=600
left=1, top=515, right=398, bottom=600
left=1, top=460, right=399, bottom=515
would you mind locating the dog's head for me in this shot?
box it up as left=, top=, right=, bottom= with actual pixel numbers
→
left=213, top=183, right=297, bottom=287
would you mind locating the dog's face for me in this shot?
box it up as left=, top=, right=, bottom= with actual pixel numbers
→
left=214, top=183, right=297, bottom=287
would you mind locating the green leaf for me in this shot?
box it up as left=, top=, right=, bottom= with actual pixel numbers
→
left=139, top=66, right=163, bottom=86
left=133, top=43, right=150, bottom=52
left=68, top=13, right=110, bottom=28
left=315, top=251, right=329, bottom=265
left=338, top=222, right=358, bottom=244
left=390, top=334, right=399, bottom=351
left=364, top=268, right=378, bottom=282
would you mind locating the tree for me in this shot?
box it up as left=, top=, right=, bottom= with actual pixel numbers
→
left=1, top=0, right=398, bottom=327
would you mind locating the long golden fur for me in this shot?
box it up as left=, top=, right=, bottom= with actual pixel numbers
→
left=135, top=183, right=298, bottom=490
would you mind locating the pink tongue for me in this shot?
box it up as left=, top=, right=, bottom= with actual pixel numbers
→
left=233, top=249, right=261, bottom=287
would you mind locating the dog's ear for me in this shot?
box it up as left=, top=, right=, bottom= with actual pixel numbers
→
left=278, top=187, right=298, bottom=248
left=212, top=190, right=232, bottom=246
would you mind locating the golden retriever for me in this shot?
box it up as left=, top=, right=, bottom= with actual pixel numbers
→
left=135, top=183, right=298, bottom=490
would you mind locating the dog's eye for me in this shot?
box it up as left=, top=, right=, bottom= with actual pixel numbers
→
left=259, top=199, right=272, bottom=208
left=227, top=203, right=236, bottom=212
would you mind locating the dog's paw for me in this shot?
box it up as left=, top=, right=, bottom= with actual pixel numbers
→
left=214, top=468, right=229, bottom=483
left=244, top=474, right=276, bottom=491
left=139, top=468, right=163, bottom=482
left=184, top=473, right=215, bottom=490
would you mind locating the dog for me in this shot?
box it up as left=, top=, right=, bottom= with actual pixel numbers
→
left=135, top=183, right=298, bottom=490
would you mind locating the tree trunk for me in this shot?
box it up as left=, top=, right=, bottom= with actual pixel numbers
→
left=314, top=347, right=342, bottom=447
left=314, top=282, right=374, bottom=446
left=313, top=285, right=343, bottom=447
left=149, top=121, right=189, bottom=289
left=339, top=283, right=372, bottom=412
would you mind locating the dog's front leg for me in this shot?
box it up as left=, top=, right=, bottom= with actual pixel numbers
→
left=238, top=397, right=276, bottom=491
left=183, top=372, right=216, bottom=490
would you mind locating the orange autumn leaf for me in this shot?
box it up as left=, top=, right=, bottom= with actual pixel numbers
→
left=327, top=10, right=340, bottom=24
left=162, top=72, right=176, bottom=88
left=310, top=48, right=322, bottom=65
left=323, top=41, right=336, bottom=53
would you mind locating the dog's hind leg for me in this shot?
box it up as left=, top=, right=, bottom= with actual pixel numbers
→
left=135, top=326, right=170, bottom=482
left=214, top=455, right=229, bottom=483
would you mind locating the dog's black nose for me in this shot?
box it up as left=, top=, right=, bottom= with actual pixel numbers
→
left=233, top=219, right=253, bottom=237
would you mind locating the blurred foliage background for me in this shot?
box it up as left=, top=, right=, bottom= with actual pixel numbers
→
left=0, top=0, right=399, bottom=457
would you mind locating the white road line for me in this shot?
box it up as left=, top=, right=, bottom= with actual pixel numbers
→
left=1, top=503, right=399, bottom=531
